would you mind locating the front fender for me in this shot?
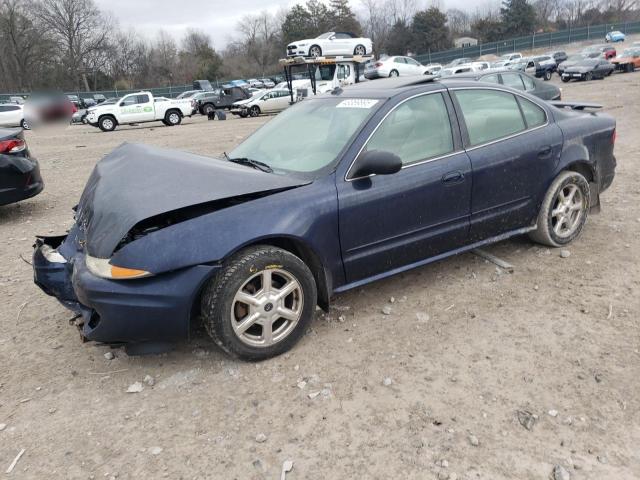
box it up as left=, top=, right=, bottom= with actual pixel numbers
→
left=111, top=175, right=345, bottom=288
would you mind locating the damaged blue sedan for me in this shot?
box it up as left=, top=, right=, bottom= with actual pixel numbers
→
left=33, top=77, right=616, bottom=360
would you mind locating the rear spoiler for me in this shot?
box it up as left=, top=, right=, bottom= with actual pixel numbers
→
left=549, top=101, right=602, bottom=111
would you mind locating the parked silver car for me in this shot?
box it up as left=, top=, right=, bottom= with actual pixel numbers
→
left=364, top=56, right=428, bottom=79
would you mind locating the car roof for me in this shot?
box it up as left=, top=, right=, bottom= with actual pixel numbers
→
left=341, top=77, right=493, bottom=99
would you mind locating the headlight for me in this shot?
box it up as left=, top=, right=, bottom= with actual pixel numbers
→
left=86, top=254, right=151, bottom=280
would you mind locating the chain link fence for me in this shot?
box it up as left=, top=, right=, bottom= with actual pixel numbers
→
left=414, top=21, right=640, bottom=65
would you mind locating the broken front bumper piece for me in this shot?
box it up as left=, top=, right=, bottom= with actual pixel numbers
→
left=32, top=233, right=218, bottom=352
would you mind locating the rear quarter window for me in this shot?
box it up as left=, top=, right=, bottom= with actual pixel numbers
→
left=454, top=89, right=526, bottom=146
left=517, top=97, right=546, bottom=128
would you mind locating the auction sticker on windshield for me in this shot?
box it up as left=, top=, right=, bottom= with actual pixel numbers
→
left=336, top=99, right=379, bottom=109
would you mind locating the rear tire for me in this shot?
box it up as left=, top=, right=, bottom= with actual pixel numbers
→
left=354, top=44, right=366, bottom=56
left=528, top=171, right=590, bottom=248
left=389, top=69, right=399, bottom=77
left=201, top=245, right=317, bottom=360
left=165, top=110, right=181, bottom=126
left=20, top=119, right=30, bottom=130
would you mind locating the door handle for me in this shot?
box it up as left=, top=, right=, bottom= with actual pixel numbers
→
left=538, top=146, right=553, bottom=158
left=442, top=171, right=464, bottom=184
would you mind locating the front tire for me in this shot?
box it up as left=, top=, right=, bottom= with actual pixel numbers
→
left=249, top=105, right=260, bottom=117
left=201, top=245, right=317, bottom=360
left=98, top=115, right=116, bottom=132
left=309, top=45, right=322, bottom=57
left=544, top=70, right=552, bottom=81
left=561, top=75, right=570, bottom=82
left=529, top=171, right=590, bottom=247
left=354, top=44, right=366, bottom=56
left=585, top=72, right=593, bottom=81
left=389, top=69, right=399, bottom=77
left=202, top=103, right=215, bottom=115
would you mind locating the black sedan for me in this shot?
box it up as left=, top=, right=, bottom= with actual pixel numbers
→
left=452, top=69, right=561, bottom=100
left=561, top=58, right=615, bottom=82
left=33, top=77, right=616, bottom=360
left=0, top=129, right=43, bottom=206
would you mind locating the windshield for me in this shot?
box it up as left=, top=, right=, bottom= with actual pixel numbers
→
left=228, top=97, right=380, bottom=177
left=317, top=32, right=334, bottom=39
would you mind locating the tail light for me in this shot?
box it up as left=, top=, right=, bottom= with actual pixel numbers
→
left=72, top=104, right=78, bottom=114
left=0, top=138, right=26, bottom=153
left=611, top=128, right=616, bottom=144
left=375, top=62, right=383, bottom=67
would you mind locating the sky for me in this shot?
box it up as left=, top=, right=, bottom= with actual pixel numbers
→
left=95, top=0, right=489, bottom=49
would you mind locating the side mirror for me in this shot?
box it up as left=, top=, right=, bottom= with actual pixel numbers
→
left=351, top=150, right=402, bottom=179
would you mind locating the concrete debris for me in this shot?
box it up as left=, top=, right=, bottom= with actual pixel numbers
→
left=468, top=434, right=479, bottom=446
left=560, top=250, right=571, bottom=258
left=297, top=381, right=307, bottom=389
left=383, top=377, right=393, bottom=386
left=382, top=306, right=392, bottom=315
left=548, top=409, right=559, bottom=417
left=0, top=423, right=6, bottom=431
left=255, top=433, right=267, bottom=443
left=308, top=391, right=320, bottom=399
left=149, top=446, right=163, bottom=455
left=126, top=382, right=144, bottom=393
left=143, top=375, right=155, bottom=387
left=104, top=352, right=114, bottom=360
left=416, top=312, right=430, bottom=323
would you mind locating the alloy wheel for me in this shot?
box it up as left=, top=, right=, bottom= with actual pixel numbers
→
left=551, top=184, right=585, bottom=238
left=231, top=268, right=304, bottom=347
left=169, top=113, right=180, bottom=124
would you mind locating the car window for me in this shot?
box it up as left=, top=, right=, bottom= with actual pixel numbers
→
left=365, top=93, right=453, bottom=166
left=137, top=95, right=150, bottom=104
left=454, top=89, right=526, bottom=146
left=501, top=73, right=525, bottom=90
left=518, top=97, right=546, bottom=128
left=0, top=106, right=8, bottom=112
left=121, top=96, right=138, bottom=106
left=334, top=33, right=352, bottom=39
left=520, top=74, right=535, bottom=90
left=406, top=58, right=420, bottom=66
left=394, top=57, right=407, bottom=64
left=481, top=74, right=500, bottom=84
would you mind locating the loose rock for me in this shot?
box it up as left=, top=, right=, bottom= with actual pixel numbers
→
left=416, top=312, right=430, bottom=323
left=548, top=409, right=559, bottom=417
left=383, top=377, right=393, bottom=386
left=553, top=465, right=571, bottom=480
left=104, top=352, right=114, bottom=360
left=149, top=446, right=163, bottom=455
left=382, top=306, right=392, bottom=315
left=0, top=423, right=6, bottom=431
left=255, top=433, right=267, bottom=443
left=517, top=410, right=537, bottom=431
left=143, top=375, right=155, bottom=387
left=468, top=434, right=479, bottom=446
left=560, top=250, right=571, bottom=258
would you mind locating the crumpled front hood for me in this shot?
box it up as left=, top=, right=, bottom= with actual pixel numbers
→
left=77, top=143, right=308, bottom=258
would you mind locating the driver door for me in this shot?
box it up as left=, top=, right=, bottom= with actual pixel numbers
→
left=336, top=92, right=472, bottom=283
left=118, top=94, right=153, bottom=123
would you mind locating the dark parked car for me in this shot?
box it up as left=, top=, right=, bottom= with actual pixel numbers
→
left=452, top=69, right=561, bottom=100
left=548, top=50, right=568, bottom=65
left=33, top=77, right=616, bottom=360
left=195, top=86, right=251, bottom=114
left=558, top=54, right=588, bottom=75
left=561, top=58, right=615, bottom=82
left=0, top=128, right=43, bottom=206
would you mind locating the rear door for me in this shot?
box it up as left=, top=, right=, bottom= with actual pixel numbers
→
left=450, top=87, right=562, bottom=241
left=0, top=105, right=22, bottom=127
left=337, top=91, right=472, bottom=282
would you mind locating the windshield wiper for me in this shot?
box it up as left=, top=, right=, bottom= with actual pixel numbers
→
left=223, top=152, right=273, bottom=173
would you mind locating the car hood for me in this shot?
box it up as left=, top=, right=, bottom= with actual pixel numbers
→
left=76, top=143, right=309, bottom=257
left=234, top=98, right=254, bottom=106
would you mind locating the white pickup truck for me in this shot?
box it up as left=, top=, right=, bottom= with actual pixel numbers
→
left=86, top=91, right=193, bottom=132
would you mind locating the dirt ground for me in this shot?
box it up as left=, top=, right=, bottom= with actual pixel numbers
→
left=1, top=71, right=640, bottom=480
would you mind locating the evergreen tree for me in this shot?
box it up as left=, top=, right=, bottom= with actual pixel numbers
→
left=500, top=0, right=537, bottom=37
left=329, top=0, right=362, bottom=34
left=385, top=20, right=413, bottom=55
left=411, top=7, right=452, bottom=54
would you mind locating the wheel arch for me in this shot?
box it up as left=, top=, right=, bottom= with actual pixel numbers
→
left=165, top=108, right=183, bottom=118
left=99, top=113, right=117, bottom=125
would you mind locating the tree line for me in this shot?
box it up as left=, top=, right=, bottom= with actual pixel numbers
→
left=1, top=0, right=638, bottom=93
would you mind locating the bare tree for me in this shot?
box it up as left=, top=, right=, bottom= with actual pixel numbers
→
left=34, top=0, right=111, bottom=90
left=447, top=8, right=471, bottom=35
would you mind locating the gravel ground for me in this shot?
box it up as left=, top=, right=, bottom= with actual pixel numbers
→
left=1, top=71, right=639, bottom=480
